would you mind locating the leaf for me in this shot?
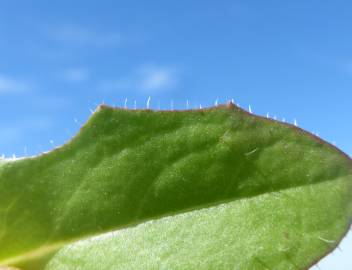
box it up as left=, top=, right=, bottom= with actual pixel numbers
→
left=0, top=103, right=351, bottom=270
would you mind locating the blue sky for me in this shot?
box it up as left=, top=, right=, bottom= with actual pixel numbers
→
left=0, top=1, right=351, bottom=268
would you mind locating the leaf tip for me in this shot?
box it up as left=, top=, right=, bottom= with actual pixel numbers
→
left=97, top=104, right=110, bottom=111
left=226, top=100, right=235, bottom=109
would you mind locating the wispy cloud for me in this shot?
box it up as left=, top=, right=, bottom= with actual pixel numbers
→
left=345, top=61, right=352, bottom=74
left=30, top=95, right=72, bottom=110
left=48, top=24, right=122, bottom=46
left=1, top=127, right=22, bottom=145
left=0, top=116, right=54, bottom=145
left=59, top=67, right=89, bottom=82
left=138, top=65, right=177, bottom=92
left=0, top=75, right=30, bottom=94
left=100, top=64, right=178, bottom=93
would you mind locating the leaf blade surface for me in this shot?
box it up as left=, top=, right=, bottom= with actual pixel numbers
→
left=0, top=104, right=351, bottom=269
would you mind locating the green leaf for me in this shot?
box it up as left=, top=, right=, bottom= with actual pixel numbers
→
left=0, top=104, right=351, bottom=270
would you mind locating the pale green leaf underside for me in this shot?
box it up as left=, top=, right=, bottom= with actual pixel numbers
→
left=47, top=178, right=350, bottom=270
left=0, top=104, right=351, bottom=270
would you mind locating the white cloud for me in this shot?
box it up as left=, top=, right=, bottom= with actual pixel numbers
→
left=60, top=68, right=89, bottom=82
left=138, top=65, right=177, bottom=92
left=31, top=95, right=72, bottom=110
left=0, top=75, right=29, bottom=94
left=100, top=78, right=133, bottom=91
left=345, top=61, right=352, bottom=74
left=100, top=64, right=178, bottom=93
left=0, top=127, right=22, bottom=144
left=49, top=25, right=121, bottom=46
left=0, top=116, right=54, bottom=145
